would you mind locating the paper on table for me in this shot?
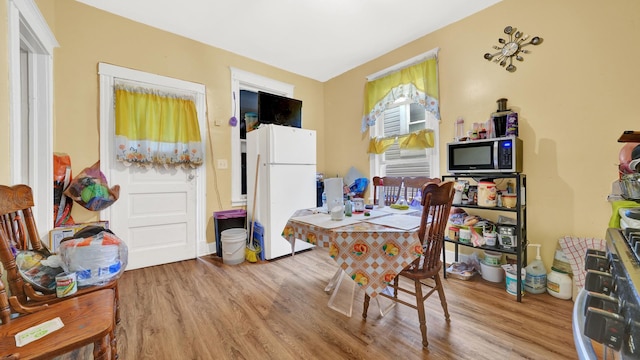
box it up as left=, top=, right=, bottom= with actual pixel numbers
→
left=350, top=210, right=389, bottom=220
left=15, top=317, right=64, bottom=347
left=377, top=207, right=420, bottom=215
left=363, top=214, right=422, bottom=230
left=314, top=209, right=389, bottom=220
left=291, top=213, right=361, bottom=229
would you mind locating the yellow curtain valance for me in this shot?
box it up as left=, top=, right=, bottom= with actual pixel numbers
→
left=367, top=129, right=435, bottom=154
left=362, top=57, right=440, bottom=132
left=115, top=85, right=203, bottom=169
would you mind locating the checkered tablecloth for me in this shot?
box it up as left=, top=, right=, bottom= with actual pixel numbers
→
left=283, top=209, right=423, bottom=298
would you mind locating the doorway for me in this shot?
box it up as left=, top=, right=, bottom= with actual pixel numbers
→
left=98, top=63, right=209, bottom=270
left=8, top=0, right=58, bottom=239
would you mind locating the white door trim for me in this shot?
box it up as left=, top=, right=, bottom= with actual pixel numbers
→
left=8, top=0, right=58, bottom=239
left=229, top=67, right=294, bottom=207
left=97, top=63, right=212, bottom=257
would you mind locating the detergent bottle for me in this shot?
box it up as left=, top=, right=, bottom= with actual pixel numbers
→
left=525, top=244, right=547, bottom=294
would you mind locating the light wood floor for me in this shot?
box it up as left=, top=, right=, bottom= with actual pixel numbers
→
left=54, top=248, right=577, bottom=360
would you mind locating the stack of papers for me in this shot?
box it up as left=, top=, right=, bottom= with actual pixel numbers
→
left=291, top=213, right=361, bottom=229
left=363, top=214, right=422, bottom=230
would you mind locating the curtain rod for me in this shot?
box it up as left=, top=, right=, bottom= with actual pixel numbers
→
left=366, top=47, right=439, bottom=81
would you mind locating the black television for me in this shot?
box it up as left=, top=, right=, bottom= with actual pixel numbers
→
left=257, top=91, right=302, bottom=128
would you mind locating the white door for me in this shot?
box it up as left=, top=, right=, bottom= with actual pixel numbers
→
left=108, top=163, right=197, bottom=270
left=98, top=63, right=208, bottom=271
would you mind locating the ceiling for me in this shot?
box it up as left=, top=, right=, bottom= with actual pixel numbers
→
left=77, top=0, right=501, bottom=82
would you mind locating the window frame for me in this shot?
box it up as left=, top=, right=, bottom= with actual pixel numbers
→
left=369, top=101, right=440, bottom=196
left=230, top=68, right=294, bottom=206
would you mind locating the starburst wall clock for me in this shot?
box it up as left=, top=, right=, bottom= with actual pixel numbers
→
left=484, top=26, right=543, bottom=72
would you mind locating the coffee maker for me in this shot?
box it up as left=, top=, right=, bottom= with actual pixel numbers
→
left=491, top=98, right=511, bottom=137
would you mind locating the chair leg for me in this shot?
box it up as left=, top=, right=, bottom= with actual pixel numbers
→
left=434, top=274, right=450, bottom=321
left=362, top=293, right=370, bottom=319
left=393, top=276, right=399, bottom=298
left=414, top=279, right=429, bottom=348
left=110, top=328, right=118, bottom=360
left=93, top=335, right=109, bottom=360
left=115, top=284, right=121, bottom=324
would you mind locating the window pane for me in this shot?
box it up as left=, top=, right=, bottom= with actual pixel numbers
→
left=379, top=103, right=432, bottom=178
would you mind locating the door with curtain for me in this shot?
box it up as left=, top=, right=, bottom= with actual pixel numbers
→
left=109, top=161, right=197, bottom=270
left=98, top=63, right=208, bottom=271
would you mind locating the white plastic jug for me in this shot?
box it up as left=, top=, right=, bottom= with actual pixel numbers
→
left=547, top=267, right=572, bottom=300
left=525, top=244, right=547, bottom=294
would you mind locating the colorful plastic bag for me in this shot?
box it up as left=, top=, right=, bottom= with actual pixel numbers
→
left=54, top=153, right=74, bottom=226
left=64, top=161, right=120, bottom=211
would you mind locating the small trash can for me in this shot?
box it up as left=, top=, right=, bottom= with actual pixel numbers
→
left=213, top=210, right=246, bottom=258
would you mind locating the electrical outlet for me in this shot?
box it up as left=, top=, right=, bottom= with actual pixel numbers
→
left=217, top=159, right=228, bottom=169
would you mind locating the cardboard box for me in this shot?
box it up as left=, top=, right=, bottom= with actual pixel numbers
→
left=48, top=221, right=109, bottom=252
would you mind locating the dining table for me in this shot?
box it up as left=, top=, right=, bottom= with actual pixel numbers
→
left=282, top=206, right=424, bottom=316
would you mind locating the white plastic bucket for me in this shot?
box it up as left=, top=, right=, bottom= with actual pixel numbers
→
left=480, top=261, right=504, bottom=283
left=221, top=228, right=247, bottom=265
left=505, top=268, right=526, bottom=296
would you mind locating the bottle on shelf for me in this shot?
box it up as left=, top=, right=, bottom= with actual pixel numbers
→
left=455, top=117, right=465, bottom=141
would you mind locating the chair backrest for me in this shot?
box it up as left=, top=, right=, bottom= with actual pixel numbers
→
left=403, top=177, right=441, bottom=205
left=416, top=181, right=455, bottom=272
left=0, top=257, right=11, bottom=324
left=0, top=185, right=48, bottom=304
left=372, top=176, right=403, bottom=205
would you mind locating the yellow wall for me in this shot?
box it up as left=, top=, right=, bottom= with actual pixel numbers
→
left=325, top=0, right=640, bottom=264
left=3, top=0, right=639, bottom=266
left=33, top=1, right=325, bottom=241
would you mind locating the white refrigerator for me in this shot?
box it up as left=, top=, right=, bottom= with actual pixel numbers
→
left=247, top=124, right=317, bottom=260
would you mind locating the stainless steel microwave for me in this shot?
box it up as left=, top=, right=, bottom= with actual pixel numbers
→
left=446, top=136, right=523, bottom=174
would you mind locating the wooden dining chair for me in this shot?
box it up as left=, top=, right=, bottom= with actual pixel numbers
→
left=0, top=259, right=117, bottom=359
left=0, top=184, right=120, bottom=324
left=362, top=181, right=455, bottom=348
left=403, top=177, right=441, bottom=205
left=372, top=176, right=403, bottom=206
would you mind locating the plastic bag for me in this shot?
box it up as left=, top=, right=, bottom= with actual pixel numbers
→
left=58, top=228, right=128, bottom=287
left=16, top=250, right=63, bottom=292
left=349, top=178, right=369, bottom=194
left=54, top=153, right=74, bottom=226
left=409, top=189, right=422, bottom=209
left=64, top=161, right=120, bottom=211
left=446, top=252, right=480, bottom=280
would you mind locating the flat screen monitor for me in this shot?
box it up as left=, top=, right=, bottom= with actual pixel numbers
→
left=257, top=91, right=302, bottom=128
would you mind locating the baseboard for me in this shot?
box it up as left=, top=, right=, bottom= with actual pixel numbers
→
left=198, top=241, right=217, bottom=257
left=444, top=249, right=471, bottom=265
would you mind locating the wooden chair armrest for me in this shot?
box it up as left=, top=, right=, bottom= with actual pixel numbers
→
left=9, top=295, right=48, bottom=314
left=23, top=283, right=56, bottom=302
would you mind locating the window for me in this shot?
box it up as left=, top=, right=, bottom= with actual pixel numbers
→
left=369, top=101, right=440, bottom=179
left=230, top=68, right=294, bottom=206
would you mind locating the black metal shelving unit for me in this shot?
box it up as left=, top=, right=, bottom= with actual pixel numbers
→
left=442, top=173, right=527, bottom=302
